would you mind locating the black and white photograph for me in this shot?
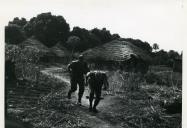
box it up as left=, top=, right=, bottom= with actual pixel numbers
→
left=1, top=0, right=185, bottom=128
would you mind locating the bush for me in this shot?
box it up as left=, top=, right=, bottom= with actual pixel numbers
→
left=5, top=24, right=26, bottom=44
left=5, top=44, right=43, bottom=82
left=144, top=72, right=160, bottom=84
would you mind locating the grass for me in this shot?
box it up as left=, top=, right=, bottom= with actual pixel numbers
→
left=6, top=64, right=182, bottom=128
left=6, top=66, right=91, bottom=128
left=102, top=69, right=182, bottom=128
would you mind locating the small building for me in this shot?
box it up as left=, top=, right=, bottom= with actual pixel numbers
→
left=82, top=40, right=152, bottom=73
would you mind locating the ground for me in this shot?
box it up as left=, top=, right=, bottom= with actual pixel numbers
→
left=41, top=67, right=122, bottom=128
left=6, top=65, right=182, bottom=128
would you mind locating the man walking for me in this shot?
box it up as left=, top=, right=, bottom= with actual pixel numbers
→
left=86, top=71, right=109, bottom=113
left=67, top=55, right=90, bottom=105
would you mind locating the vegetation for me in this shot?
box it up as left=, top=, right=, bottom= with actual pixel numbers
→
left=24, top=12, right=70, bottom=47
left=120, top=38, right=153, bottom=53
left=5, top=12, right=181, bottom=65
left=6, top=66, right=182, bottom=128
left=152, top=43, right=159, bottom=52
left=151, top=49, right=182, bottom=72
left=5, top=24, right=26, bottom=44
left=8, top=17, right=27, bottom=27
left=5, top=12, right=182, bottom=128
left=66, top=27, right=119, bottom=52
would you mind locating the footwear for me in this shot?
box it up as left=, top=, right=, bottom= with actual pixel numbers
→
left=92, top=108, right=99, bottom=113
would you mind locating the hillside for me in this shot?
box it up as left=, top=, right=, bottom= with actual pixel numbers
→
left=83, top=39, right=151, bottom=62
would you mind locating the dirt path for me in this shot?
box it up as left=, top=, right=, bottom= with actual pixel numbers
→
left=41, top=67, right=123, bottom=128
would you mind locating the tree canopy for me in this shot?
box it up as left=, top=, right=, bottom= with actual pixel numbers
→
left=5, top=12, right=181, bottom=68
left=152, top=43, right=159, bottom=52
left=5, top=24, right=26, bottom=44
left=121, top=38, right=153, bottom=53
left=24, top=12, right=70, bottom=47
left=9, top=17, right=27, bottom=27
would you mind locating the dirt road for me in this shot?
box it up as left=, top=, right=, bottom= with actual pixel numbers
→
left=41, top=67, right=123, bottom=128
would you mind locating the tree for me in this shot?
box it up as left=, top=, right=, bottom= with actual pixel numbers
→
left=24, top=12, right=70, bottom=47
left=112, top=33, right=120, bottom=40
left=9, top=17, right=27, bottom=27
left=91, top=28, right=113, bottom=43
left=5, top=24, right=26, bottom=44
left=153, top=49, right=168, bottom=65
left=152, top=43, right=159, bottom=52
left=66, top=36, right=81, bottom=51
left=168, top=50, right=180, bottom=59
left=122, top=38, right=152, bottom=53
left=69, top=27, right=102, bottom=52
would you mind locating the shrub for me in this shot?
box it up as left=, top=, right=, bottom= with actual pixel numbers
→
left=144, top=72, right=160, bottom=84
left=5, top=24, right=26, bottom=44
left=5, top=44, right=43, bottom=82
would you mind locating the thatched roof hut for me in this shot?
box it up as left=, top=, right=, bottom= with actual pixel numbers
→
left=82, top=40, right=152, bottom=73
left=83, top=40, right=151, bottom=62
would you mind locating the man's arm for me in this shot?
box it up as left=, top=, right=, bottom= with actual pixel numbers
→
left=85, top=72, right=91, bottom=87
left=67, top=63, right=72, bottom=72
left=103, top=74, right=109, bottom=90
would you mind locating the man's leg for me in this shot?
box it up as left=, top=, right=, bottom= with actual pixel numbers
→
left=77, top=79, right=85, bottom=104
left=67, top=78, right=77, bottom=99
left=93, top=88, right=101, bottom=113
left=89, top=85, right=94, bottom=111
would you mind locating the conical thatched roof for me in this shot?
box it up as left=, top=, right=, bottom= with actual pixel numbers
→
left=83, top=40, right=151, bottom=62
left=19, top=37, right=50, bottom=54
left=50, top=43, right=70, bottom=57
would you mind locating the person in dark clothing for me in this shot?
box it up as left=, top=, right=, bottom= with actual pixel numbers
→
left=86, top=71, right=109, bottom=113
left=67, top=55, right=90, bottom=105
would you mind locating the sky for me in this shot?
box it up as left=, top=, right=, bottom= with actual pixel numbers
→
left=0, top=0, right=186, bottom=53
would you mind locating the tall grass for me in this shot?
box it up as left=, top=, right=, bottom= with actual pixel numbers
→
left=106, top=70, right=144, bottom=94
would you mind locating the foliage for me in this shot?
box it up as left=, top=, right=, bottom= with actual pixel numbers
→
left=168, top=50, right=180, bottom=59
left=8, top=17, right=27, bottom=27
left=5, top=24, right=26, bottom=44
left=65, top=35, right=81, bottom=52
left=66, top=27, right=120, bottom=52
left=7, top=70, right=90, bottom=128
left=91, top=28, right=113, bottom=43
left=152, top=43, right=159, bottom=52
left=24, top=12, right=70, bottom=47
left=104, top=70, right=181, bottom=128
left=67, top=27, right=100, bottom=51
left=144, top=72, right=161, bottom=84
left=151, top=49, right=181, bottom=70
left=121, top=38, right=153, bottom=53
left=5, top=44, right=43, bottom=82
left=144, top=71, right=182, bottom=87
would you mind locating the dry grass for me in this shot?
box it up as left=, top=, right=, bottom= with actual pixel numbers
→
left=7, top=70, right=90, bottom=128
left=6, top=58, right=182, bottom=128
left=102, top=69, right=182, bottom=128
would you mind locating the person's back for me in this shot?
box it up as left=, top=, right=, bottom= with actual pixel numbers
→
left=86, top=71, right=109, bottom=113
left=68, top=60, right=89, bottom=78
left=67, top=55, right=90, bottom=105
left=87, top=71, right=107, bottom=87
